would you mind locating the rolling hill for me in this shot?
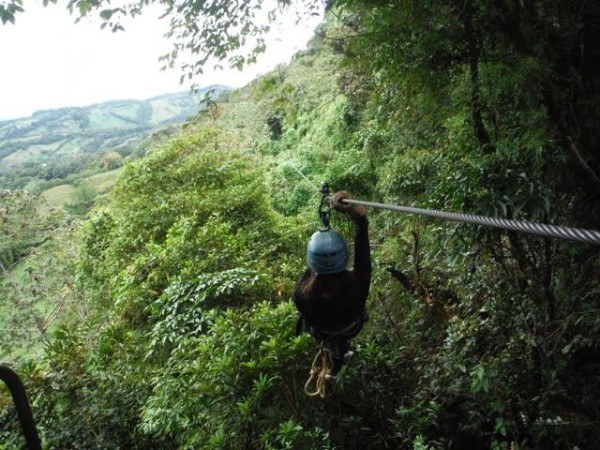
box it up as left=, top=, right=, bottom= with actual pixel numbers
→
left=0, top=86, right=228, bottom=188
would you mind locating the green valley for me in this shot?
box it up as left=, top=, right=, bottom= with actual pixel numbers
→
left=0, top=88, right=227, bottom=191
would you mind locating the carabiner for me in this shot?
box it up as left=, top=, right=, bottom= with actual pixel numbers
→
left=318, top=182, right=331, bottom=230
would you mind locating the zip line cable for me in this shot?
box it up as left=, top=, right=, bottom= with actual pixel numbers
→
left=339, top=198, right=600, bottom=245
left=284, top=165, right=600, bottom=244
left=285, top=164, right=321, bottom=192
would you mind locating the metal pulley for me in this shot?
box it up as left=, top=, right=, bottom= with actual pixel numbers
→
left=318, top=182, right=331, bottom=230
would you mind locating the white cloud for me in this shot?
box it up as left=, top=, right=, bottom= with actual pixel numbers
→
left=0, top=1, right=323, bottom=120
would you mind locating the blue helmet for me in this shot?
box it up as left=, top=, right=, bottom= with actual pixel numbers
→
left=306, top=229, right=349, bottom=274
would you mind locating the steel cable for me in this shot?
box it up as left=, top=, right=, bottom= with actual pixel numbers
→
left=340, top=198, right=600, bottom=245
left=285, top=165, right=600, bottom=245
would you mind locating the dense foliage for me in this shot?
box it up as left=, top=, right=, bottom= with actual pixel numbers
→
left=0, top=190, right=78, bottom=359
left=2, top=1, right=600, bottom=449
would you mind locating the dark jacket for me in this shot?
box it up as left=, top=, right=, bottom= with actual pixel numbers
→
left=292, top=216, right=371, bottom=333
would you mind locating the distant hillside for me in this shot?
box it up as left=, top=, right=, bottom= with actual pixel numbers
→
left=0, top=87, right=228, bottom=175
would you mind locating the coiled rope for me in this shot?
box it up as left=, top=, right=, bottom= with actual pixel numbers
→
left=304, top=344, right=333, bottom=398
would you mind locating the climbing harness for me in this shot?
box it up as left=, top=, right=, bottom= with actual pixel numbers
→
left=303, top=318, right=364, bottom=398
left=311, top=317, right=364, bottom=341
left=304, top=343, right=334, bottom=398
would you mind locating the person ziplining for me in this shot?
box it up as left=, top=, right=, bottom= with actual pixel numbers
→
left=287, top=169, right=600, bottom=397
left=293, top=190, right=371, bottom=396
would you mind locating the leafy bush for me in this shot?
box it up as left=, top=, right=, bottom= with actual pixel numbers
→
left=4, top=5, right=600, bottom=448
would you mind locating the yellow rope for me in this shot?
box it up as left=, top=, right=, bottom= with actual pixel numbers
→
left=304, top=344, right=333, bottom=398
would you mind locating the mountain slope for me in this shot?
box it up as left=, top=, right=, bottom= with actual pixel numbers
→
left=0, top=87, right=228, bottom=174
left=2, top=3, right=600, bottom=448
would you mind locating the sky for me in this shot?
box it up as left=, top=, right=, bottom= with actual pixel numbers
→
left=0, top=1, right=323, bottom=120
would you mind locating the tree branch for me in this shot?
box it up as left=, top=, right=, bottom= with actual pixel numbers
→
left=567, top=136, right=600, bottom=194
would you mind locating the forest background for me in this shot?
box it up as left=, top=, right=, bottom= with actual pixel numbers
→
left=1, top=0, right=600, bottom=449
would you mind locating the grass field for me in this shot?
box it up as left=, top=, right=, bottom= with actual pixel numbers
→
left=86, top=168, right=123, bottom=192
left=40, top=184, right=77, bottom=212
left=39, top=168, right=123, bottom=213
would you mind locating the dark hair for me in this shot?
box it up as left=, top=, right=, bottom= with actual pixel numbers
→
left=300, top=270, right=350, bottom=298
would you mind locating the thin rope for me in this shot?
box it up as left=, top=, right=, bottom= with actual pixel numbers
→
left=0, top=328, right=39, bottom=334
left=284, top=164, right=321, bottom=193
left=340, top=198, right=600, bottom=245
left=304, top=344, right=333, bottom=398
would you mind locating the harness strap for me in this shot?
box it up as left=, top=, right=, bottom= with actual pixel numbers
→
left=317, top=319, right=361, bottom=338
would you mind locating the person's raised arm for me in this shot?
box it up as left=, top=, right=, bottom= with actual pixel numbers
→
left=330, top=191, right=371, bottom=287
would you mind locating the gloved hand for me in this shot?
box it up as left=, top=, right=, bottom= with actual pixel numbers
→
left=330, top=191, right=366, bottom=219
